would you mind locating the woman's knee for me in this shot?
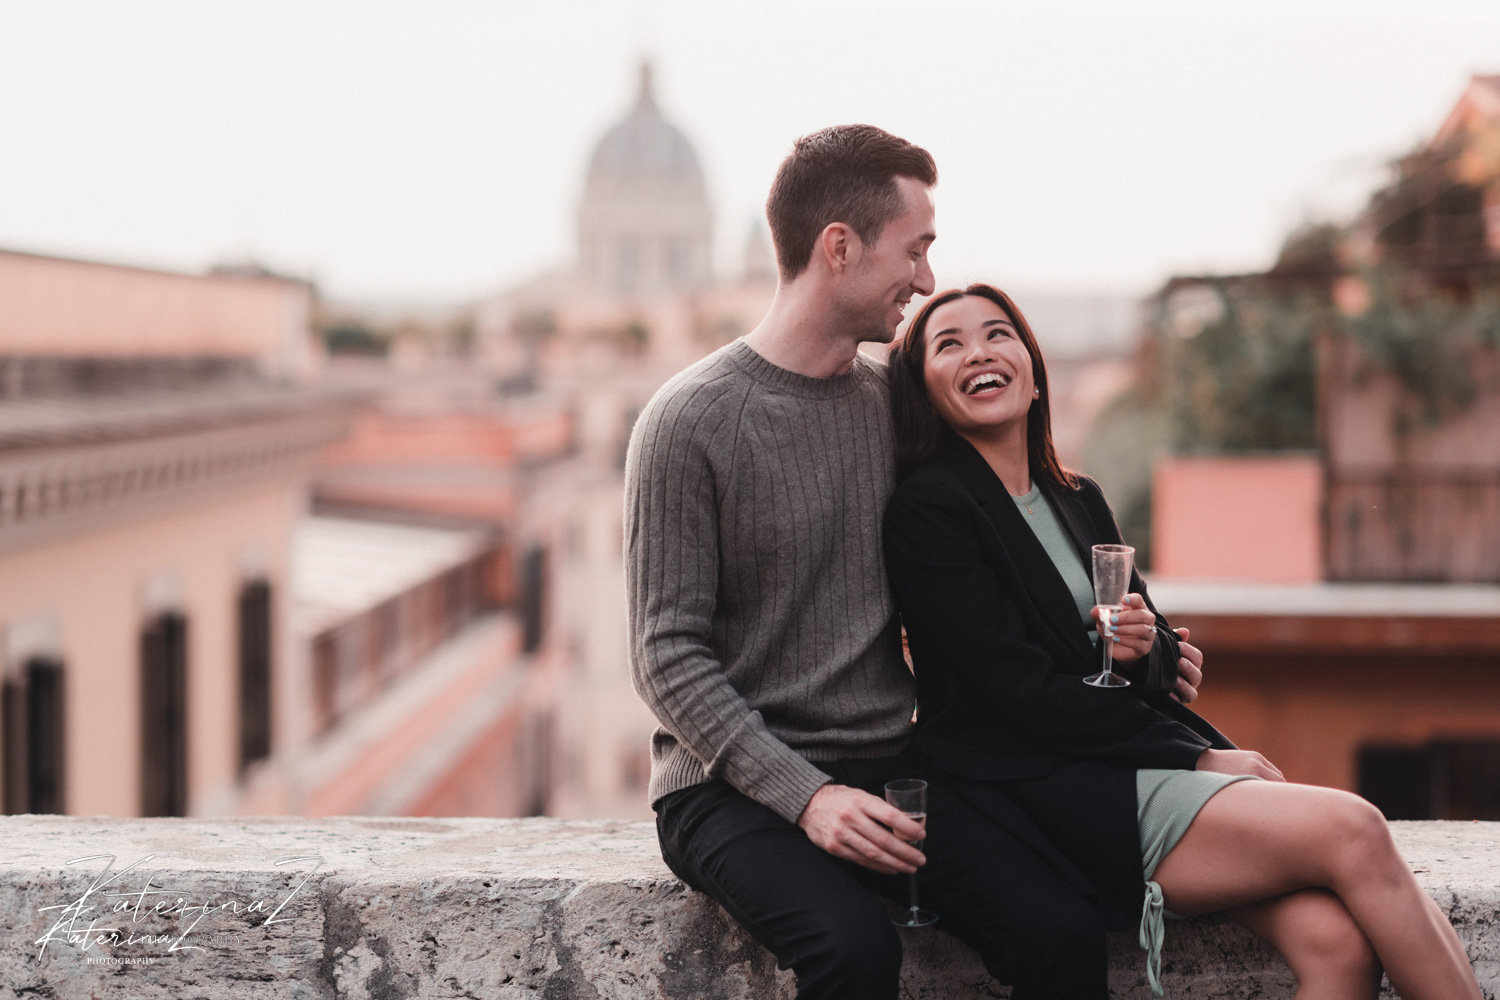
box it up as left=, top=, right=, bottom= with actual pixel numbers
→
left=1243, top=890, right=1381, bottom=989
left=1318, top=792, right=1398, bottom=880
left=1291, top=900, right=1379, bottom=979
left=1296, top=905, right=1374, bottom=971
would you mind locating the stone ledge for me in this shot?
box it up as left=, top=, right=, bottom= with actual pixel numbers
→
left=0, top=816, right=1494, bottom=998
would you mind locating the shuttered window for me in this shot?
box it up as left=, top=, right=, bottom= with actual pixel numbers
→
left=1359, top=741, right=1500, bottom=820
left=2, top=658, right=66, bottom=814
left=238, top=581, right=272, bottom=772
left=520, top=546, right=546, bottom=654
left=140, top=613, right=188, bottom=817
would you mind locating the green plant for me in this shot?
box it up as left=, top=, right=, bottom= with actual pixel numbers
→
left=1161, top=284, right=1321, bottom=454
left=321, top=324, right=389, bottom=357
left=1347, top=272, right=1500, bottom=429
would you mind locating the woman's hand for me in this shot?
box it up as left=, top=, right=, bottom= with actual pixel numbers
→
left=1196, top=748, right=1285, bottom=782
left=1172, top=626, right=1203, bottom=704
left=1093, top=593, right=1155, bottom=663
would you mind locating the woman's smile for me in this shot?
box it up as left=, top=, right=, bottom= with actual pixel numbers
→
left=963, top=370, right=1012, bottom=395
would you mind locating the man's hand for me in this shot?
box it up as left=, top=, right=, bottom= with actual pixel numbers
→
left=797, top=784, right=926, bottom=875
left=1196, top=748, right=1285, bottom=782
left=1172, top=626, right=1203, bottom=704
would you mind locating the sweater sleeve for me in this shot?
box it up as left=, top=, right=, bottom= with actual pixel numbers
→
left=884, top=476, right=1210, bottom=770
left=624, top=388, right=831, bottom=823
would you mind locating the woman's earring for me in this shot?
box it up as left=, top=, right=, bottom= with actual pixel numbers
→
left=1033, top=388, right=1040, bottom=398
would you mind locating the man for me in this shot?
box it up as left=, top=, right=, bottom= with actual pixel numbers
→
left=625, top=125, right=1110, bottom=999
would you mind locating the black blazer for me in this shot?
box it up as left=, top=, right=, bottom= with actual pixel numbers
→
left=883, top=441, right=1234, bottom=784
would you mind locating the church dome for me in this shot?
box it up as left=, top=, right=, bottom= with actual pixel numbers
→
left=577, top=64, right=713, bottom=297
left=584, top=65, right=706, bottom=198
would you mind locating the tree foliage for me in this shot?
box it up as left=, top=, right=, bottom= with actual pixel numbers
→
left=1162, top=286, right=1322, bottom=453
left=1347, top=272, right=1500, bottom=430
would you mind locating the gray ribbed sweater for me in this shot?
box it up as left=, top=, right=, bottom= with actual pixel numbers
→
left=624, top=339, right=917, bottom=824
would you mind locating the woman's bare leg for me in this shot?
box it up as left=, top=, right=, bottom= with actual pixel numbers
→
left=1230, top=889, right=1380, bottom=1000
left=1151, top=781, right=1479, bottom=1000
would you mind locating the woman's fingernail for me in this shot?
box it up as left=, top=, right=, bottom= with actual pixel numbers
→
left=1110, top=615, right=1119, bottom=624
left=1107, top=624, right=1117, bottom=633
left=1111, top=636, right=1120, bottom=643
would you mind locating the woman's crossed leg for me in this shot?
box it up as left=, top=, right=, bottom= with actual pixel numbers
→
left=1232, top=889, right=1380, bottom=1000
left=1151, top=780, right=1479, bottom=1000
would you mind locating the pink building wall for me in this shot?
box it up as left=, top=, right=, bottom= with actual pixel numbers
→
left=1152, top=455, right=1322, bottom=582
left=0, top=480, right=302, bottom=816
left=0, top=250, right=316, bottom=378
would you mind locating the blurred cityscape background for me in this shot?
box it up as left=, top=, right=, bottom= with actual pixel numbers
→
left=1, top=1, right=1498, bottom=826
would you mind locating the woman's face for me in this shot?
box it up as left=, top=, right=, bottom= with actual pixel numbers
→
left=920, top=294, right=1036, bottom=439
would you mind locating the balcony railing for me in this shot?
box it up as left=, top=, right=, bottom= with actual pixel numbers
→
left=1326, top=470, right=1500, bottom=583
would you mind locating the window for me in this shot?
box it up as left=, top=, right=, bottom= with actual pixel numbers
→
left=1358, top=740, right=1500, bottom=820
left=312, top=633, right=338, bottom=733
left=520, top=545, right=547, bottom=654
left=1357, top=746, right=1432, bottom=820
left=238, top=581, right=272, bottom=773
left=616, top=238, right=639, bottom=292
left=665, top=236, right=690, bottom=287
left=519, top=712, right=554, bottom=817
left=141, top=613, right=188, bottom=817
left=2, top=658, right=66, bottom=814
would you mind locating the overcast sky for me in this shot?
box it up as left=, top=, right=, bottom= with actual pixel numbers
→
left=2, top=0, right=1498, bottom=304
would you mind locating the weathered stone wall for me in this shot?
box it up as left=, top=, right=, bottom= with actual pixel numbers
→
left=0, top=816, right=1493, bottom=999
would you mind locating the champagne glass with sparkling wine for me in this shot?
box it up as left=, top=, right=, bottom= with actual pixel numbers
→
left=884, top=779, right=938, bottom=927
left=1085, top=544, right=1134, bottom=688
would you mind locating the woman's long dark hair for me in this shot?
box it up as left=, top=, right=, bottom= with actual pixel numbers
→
left=890, top=283, right=1079, bottom=490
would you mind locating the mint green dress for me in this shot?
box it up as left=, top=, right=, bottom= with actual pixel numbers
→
left=1012, top=483, right=1257, bottom=996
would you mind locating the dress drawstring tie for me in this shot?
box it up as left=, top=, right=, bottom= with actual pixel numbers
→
left=1139, top=879, right=1166, bottom=997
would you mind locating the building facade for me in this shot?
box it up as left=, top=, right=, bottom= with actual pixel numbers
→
left=1141, top=75, right=1500, bottom=819
left=0, top=250, right=345, bottom=817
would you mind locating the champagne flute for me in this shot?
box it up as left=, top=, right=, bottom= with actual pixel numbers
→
left=884, top=779, right=938, bottom=927
left=1084, top=543, right=1134, bottom=688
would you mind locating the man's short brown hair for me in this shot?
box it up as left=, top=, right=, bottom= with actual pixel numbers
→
left=765, top=125, right=937, bottom=281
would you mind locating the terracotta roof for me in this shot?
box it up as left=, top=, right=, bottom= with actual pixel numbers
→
left=1433, top=73, right=1500, bottom=144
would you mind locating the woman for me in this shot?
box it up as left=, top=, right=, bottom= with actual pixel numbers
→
left=882, top=283, right=1479, bottom=999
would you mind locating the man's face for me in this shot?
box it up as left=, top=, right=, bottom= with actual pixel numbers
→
left=836, top=176, right=937, bottom=344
